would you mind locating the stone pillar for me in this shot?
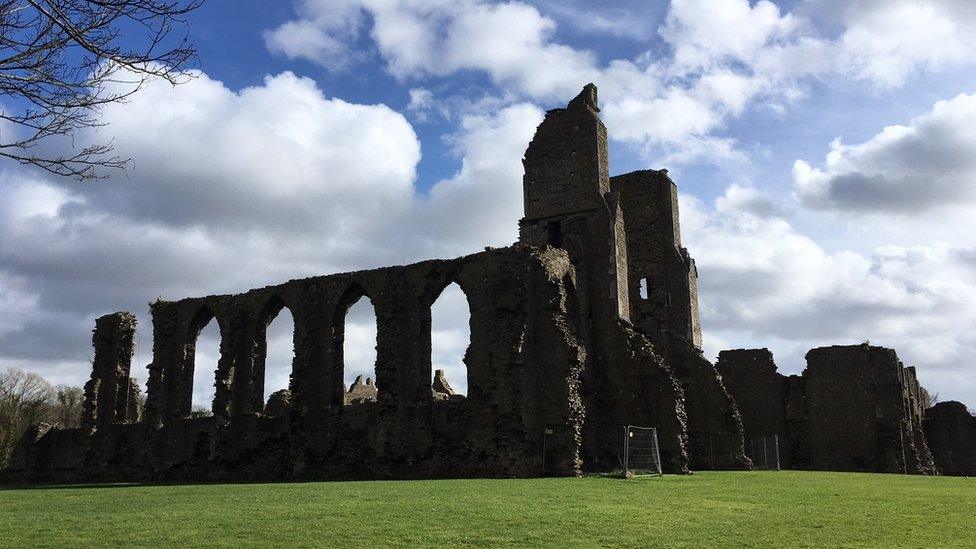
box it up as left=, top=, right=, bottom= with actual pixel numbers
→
left=144, top=301, right=177, bottom=426
left=81, top=312, right=137, bottom=430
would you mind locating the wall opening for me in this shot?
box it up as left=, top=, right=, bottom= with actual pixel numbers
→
left=190, top=316, right=219, bottom=417
left=545, top=220, right=562, bottom=248
left=430, top=282, right=471, bottom=398
left=639, top=277, right=649, bottom=300
left=336, top=290, right=378, bottom=406
left=261, top=304, right=295, bottom=410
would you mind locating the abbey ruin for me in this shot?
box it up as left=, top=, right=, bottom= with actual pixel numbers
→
left=3, top=85, right=973, bottom=482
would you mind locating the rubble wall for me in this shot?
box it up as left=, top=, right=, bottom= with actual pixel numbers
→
left=719, top=344, right=936, bottom=474
left=924, top=401, right=976, bottom=476
left=716, top=349, right=805, bottom=468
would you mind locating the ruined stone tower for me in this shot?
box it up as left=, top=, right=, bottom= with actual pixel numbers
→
left=518, top=84, right=745, bottom=471
left=613, top=170, right=701, bottom=347
left=517, top=85, right=701, bottom=349
left=518, top=84, right=630, bottom=322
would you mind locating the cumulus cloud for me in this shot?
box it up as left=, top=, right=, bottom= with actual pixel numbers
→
left=660, top=0, right=799, bottom=72
left=809, top=0, right=976, bottom=88
left=262, top=0, right=366, bottom=71
left=793, top=92, right=976, bottom=214
left=431, top=284, right=471, bottom=394
left=406, top=87, right=436, bottom=121
left=266, top=0, right=794, bottom=161
left=410, top=103, right=544, bottom=254
left=529, top=0, right=659, bottom=41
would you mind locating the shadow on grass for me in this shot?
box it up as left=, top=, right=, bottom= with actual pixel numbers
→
left=0, top=474, right=614, bottom=491
left=0, top=482, right=147, bottom=491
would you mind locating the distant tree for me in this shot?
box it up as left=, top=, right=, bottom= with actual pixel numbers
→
left=52, top=384, right=84, bottom=428
left=920, top=387, right=938, bottom=410
left=189, top=404, right=211, bottom=418
left=0, top=368, right=56, bottom=467
left=0, top=0, right=204, bottom=179
left=130, top=377, right=146, bottom=421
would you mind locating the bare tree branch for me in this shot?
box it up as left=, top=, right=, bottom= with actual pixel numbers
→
left=0, top=0, right=203, bottom=180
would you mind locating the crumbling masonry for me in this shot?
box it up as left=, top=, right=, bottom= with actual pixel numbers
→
left=3, top=85, right=969, bottom=482
left=923, top=401, right=976, bottom=476
left=717, top=347, right=936, bottom=474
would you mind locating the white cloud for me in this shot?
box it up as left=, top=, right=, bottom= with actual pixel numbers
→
left=406, top=87, right=435, bottom=121
left=264, top=19, right=355, bottom=71
left=191, top=320, right=220, bottom=408
left=341, top=298, right=379, bottom=390
left=715, top=184, right=787, bottom=219
left=411, top=102, right=544, bottom=254
left=530, top=0, right=659, bottom=41
left=793, top=92, right=976, bottom=214
left=660, top=0, right=799, bottom=72
left=263, top=0, right=366, bottom=70
left=266, top=0, right=775, bottom=161
left=827, top=0, right=976, bottom=88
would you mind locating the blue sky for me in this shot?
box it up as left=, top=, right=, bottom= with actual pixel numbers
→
left=1, top=0, right=975, bottom=409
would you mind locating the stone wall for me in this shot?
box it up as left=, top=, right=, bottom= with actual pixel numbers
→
left=924, top=401, right=976, bottom=476
left=718, top=344, right=937, bottom=474
left=806, top=345, right=934, bottom=474
left=716, top=349, right=806, bottom=468
left=665, top=338, right=749, bottom=470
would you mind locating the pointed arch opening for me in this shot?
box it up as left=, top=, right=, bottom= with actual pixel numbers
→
left=430, top=282, right=471, bottom=399
left=332, top=285, right=378, bottom=406
left=255, top=296, right=295, bottom=415
left=187, top=307, right=219, bottom=417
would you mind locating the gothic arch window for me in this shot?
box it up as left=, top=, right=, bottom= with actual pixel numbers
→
left=430, top=282, right=471, bottom=399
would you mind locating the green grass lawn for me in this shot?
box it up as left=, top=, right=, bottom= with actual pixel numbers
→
left=1, top=471, right=973, bottom=547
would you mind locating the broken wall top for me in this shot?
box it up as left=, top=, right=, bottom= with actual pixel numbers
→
left=522, top=84, right=610, bottom=221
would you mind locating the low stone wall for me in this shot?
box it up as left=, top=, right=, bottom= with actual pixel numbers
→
left=924, top=401, right=976, bottom=476
left=718, top=344, right=936, bottom=474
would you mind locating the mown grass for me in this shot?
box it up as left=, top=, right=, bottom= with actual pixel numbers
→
left=1, top=471, right=973, bottom=547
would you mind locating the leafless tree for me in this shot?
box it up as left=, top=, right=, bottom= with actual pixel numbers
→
left=0, top=0, right=203, bottom=180
left=53, top=384, right=84, bottom=427
left=189, top=404, right=211, bottom=418
left=0, top=368, right=56, bottom=467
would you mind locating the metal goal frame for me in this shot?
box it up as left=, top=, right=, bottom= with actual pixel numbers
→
left=623, top=425, right=663, bottom=477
